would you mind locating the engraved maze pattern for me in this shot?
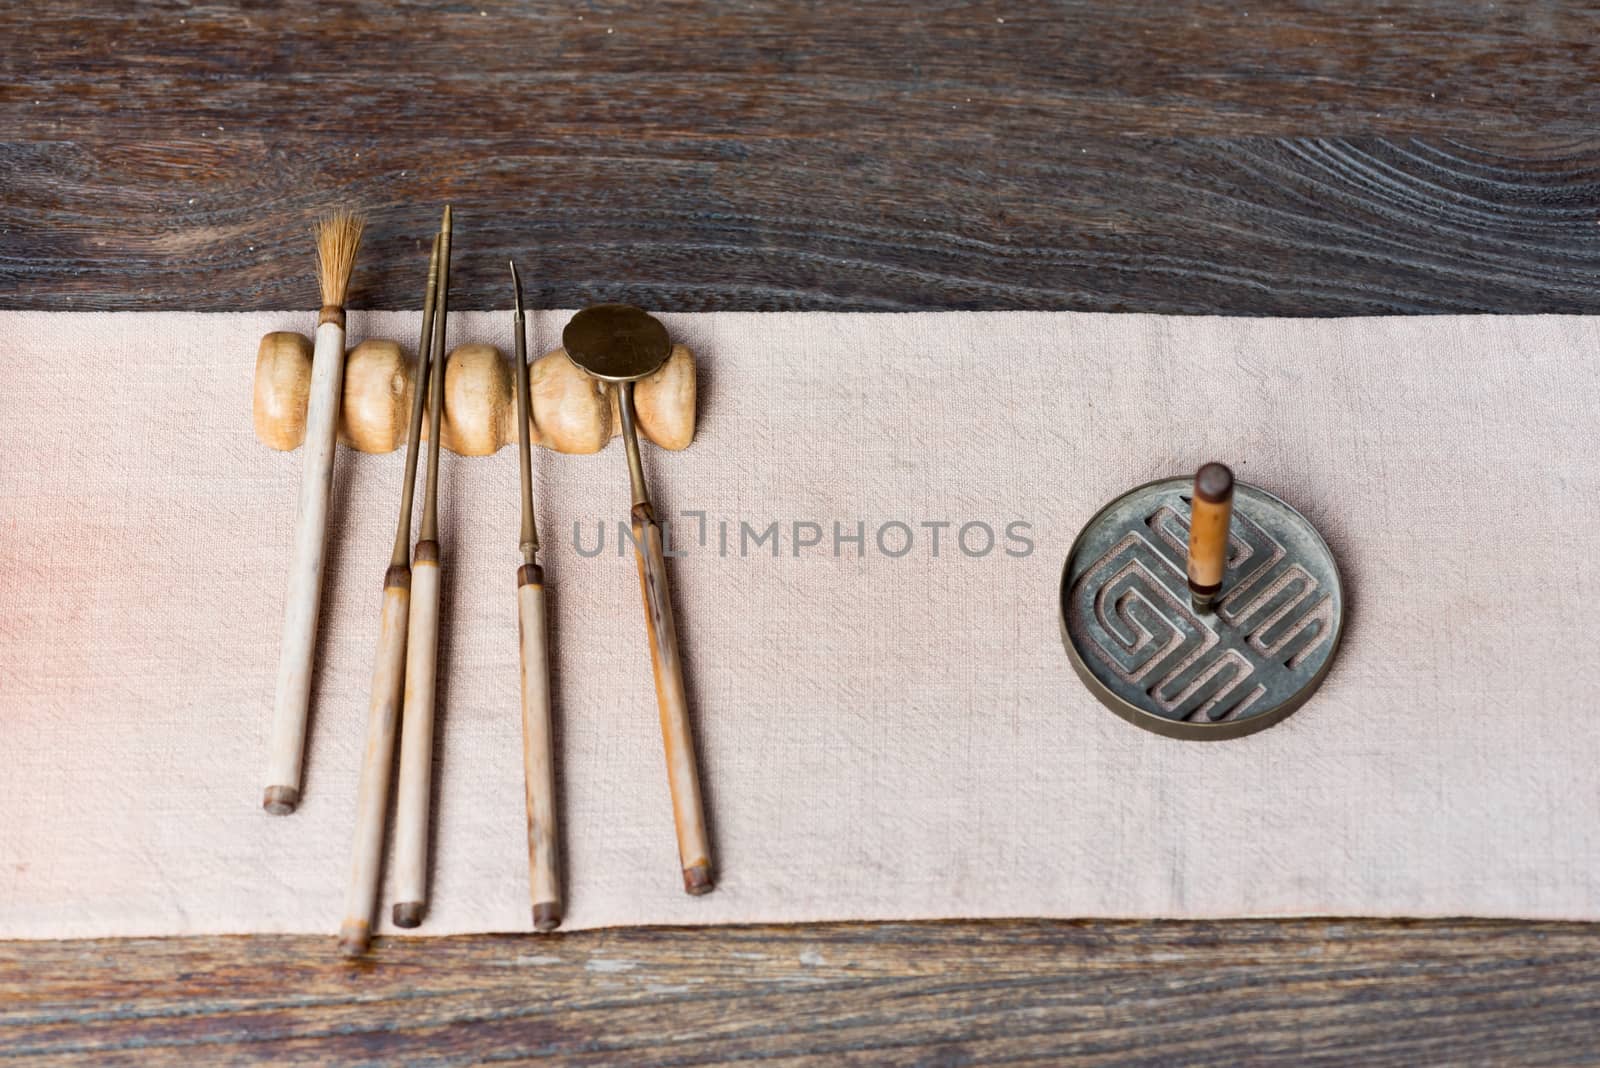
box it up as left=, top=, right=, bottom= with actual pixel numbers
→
left=1068, top=501, right=1335, bottom=724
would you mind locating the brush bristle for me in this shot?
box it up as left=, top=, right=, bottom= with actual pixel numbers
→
left=314, top=210, right=366, bottom=308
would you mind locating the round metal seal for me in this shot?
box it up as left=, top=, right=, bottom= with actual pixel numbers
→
left=1060, top=477, right=1345, bottom=740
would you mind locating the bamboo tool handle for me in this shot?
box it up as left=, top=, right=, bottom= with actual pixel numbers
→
left=391, top=543, right=441, bottom=928
left=631, top=503, right=714, bottom=895
left=263, top=318, right=346, bottom=813
left=254, top=334, right=696, bottom=456
left=339, top=574, right=410, bottom=956
left=517, top=565, right=562, bottom=930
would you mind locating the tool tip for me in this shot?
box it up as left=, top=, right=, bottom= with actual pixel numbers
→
left=509, top=259, right=524, bottom=313
left=441, top=204, right=452, bottom=232
left=337, top=920, right=371, bottom=957
left=683, top=863, right=716, bottom=896
left=533, top=902, right=563, bottom=932
left=392, top=902, right=424, bottom=929
left=1194, top=462, right=1234, bottom=503
left=262, top=785, right=299, bottom=815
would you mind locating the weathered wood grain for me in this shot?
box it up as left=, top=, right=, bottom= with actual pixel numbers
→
left=5, top=2, right=1598, bottom=141
left=5, top=134, right=1596, bottom=315
left=2, top=921, right=1599, bottom=1065
left=2, top=3, right=1597, bottom=312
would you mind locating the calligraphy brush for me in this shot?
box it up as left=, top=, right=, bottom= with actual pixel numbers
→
left=393, top=206, right=453, bottom=927
left=337, top=232, right=440, bottom=957
left=265, top=209, right=365, bottom=815
left=509, top=260, right=563, bottom=931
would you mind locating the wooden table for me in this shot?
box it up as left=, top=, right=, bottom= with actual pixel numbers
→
left=3, top=3, right=1597, bottom=1063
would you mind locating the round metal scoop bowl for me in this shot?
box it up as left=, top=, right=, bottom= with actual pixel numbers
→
left=562, top=303, right=671, bottom=384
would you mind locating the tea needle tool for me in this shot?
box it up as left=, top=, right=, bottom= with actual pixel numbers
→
left=511, top=260, right=563, bottom=931
left=392, top=206, right=453, bottom=929
left=339, top=228, right=441, bottom=956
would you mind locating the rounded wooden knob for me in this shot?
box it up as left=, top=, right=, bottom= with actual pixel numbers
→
left=343, top=338, right=412, bottom=453
left=441, top=343, right=516, bottom=456
left=253, top=332, right=696, bottom=455
left=253, top=331, right=315, bottom=451
left=529, top=343, right=612, bottom=456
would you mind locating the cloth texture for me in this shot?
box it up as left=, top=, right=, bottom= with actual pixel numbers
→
left=2, top=309, right=1597, bottom=938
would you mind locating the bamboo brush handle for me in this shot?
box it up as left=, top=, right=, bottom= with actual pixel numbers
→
left=517, top=564, right=563, bottom=931
left=263, top=319, right=346, bottom=814
left=392, top=542, right=442, bottom=928
left=339, top=573, right=410, bottom=956
left=254, top=333, right=696, bottom=457
left=631, top=503, right=714, bottom=896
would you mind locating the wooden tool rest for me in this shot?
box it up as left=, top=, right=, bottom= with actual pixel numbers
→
left=253, top=332, right=696, bottom=455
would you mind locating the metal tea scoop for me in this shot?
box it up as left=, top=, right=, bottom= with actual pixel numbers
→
left=563, top=304, right=714, bottom=895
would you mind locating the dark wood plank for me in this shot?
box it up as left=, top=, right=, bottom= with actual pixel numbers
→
left=3, top=921, right=1599, bottom=1066
left=4, top=134, right=1598, bottom=315
left=6, top=1, right=1598, bottom=141
left=2, top=3, right=1597, bottom=312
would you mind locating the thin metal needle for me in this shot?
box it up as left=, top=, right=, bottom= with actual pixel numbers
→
left=390, top=236, right=441, bottom=569
left=420, top=205, right=451, bottom=544
left=510, top=260, right=539, bottom=563
left=388, top=209, right=451, bottom=932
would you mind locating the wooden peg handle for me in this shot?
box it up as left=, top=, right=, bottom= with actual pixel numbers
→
left=1186, top=462, right=1235, bottom=613
left=253, top=332, right=696, bottom=457
left=338, top=574, right=410, bottom=956
left=392, top=542, right=442, bottom=929
left=517, top=564, right=563, bottom=931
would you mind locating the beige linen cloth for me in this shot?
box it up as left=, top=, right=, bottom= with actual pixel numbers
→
left=2, top=310, right=1597, bottom=938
